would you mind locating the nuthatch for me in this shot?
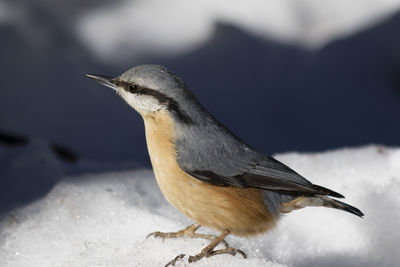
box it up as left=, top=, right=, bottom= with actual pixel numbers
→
left=86, top=65, right=363, bottom=266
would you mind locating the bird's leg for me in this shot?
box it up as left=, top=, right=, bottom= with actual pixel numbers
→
left=188, top=229, right=247, bottom=263
left=147, top=224, right=229, bottom=248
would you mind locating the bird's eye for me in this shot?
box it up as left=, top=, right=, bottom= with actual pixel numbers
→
left=128, top=84, right=137, bottom=93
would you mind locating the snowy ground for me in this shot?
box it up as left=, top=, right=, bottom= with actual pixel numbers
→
left=1, top=145, right=399, bottom=266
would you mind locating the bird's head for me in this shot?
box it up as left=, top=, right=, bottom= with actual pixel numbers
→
left=86, top=65, right=193, bottom=122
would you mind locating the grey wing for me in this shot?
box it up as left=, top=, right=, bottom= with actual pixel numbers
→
left=180, top=153, right=344, bottom=198
left=175, top=113, right=343, bottom=198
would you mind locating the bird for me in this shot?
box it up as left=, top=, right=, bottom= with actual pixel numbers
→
left=86, top=64, right=363, bottom=266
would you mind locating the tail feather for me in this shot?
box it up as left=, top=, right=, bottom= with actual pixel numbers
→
left=281, top=195, right=364, bottom=217
left=318, top=195, right=364, bottom=217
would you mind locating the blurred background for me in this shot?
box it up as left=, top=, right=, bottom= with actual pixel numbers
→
left=1, top=0, right=400, bottom=213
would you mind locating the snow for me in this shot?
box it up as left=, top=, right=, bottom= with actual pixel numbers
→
left=1, top=145, right=400, bottom=266
left=76, top=0, right=400, bottom=61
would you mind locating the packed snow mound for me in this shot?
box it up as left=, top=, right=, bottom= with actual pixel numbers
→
left=1, top=145, right=399, bottom=266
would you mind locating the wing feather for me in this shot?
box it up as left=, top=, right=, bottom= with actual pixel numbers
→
left=183, top=155, right=344, bottom=198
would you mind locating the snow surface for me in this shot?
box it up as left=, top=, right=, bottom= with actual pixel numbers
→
left=1, top=145, right=400, bottom=266
left=77, top=0, right=400, bottom=61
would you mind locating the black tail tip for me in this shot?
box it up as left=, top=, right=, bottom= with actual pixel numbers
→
left=350, top=207, right=364, bottom=218
left=338, top=200, right=364, bottom=218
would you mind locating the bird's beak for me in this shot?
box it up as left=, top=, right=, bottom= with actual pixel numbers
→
left=86, top=74, right=118, bottom=91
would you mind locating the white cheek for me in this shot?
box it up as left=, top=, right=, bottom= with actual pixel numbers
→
left=120, top=91, right=163, bottom=114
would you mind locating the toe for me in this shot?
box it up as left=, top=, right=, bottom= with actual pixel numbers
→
left=165, top=254, right=185, bottom=267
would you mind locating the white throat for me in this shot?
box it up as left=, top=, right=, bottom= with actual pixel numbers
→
left=118, top=89, right=164, bottom=115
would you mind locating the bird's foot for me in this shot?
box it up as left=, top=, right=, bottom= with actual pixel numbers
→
left=147, top=223, right=200, bottom=241
left=188, top=247, right=247, bottom=263
left=164, top=229, right=246, bottom=266
left=165, top=254, right=185, bottom=267
left=165, top=248, right=246, bottom=266
left=146, top=224, right=228, bottom=247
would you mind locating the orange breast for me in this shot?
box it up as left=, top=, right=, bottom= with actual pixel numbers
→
left=143, top=111, right=278, bottom=236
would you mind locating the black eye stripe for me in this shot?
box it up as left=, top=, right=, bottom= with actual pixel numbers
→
left=113, top=79, right=193, bottom=124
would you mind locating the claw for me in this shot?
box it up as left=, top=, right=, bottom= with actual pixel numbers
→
left=146, top=231, right=166, bottom=242
left=146, top=231, right=156, bottom=239
left=165, top=254, right=185, bottom=267
left=208, top=247, right=247, bottom=259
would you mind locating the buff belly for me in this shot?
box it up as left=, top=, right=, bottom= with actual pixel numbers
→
left=143, top=111, right=278, bottom=237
